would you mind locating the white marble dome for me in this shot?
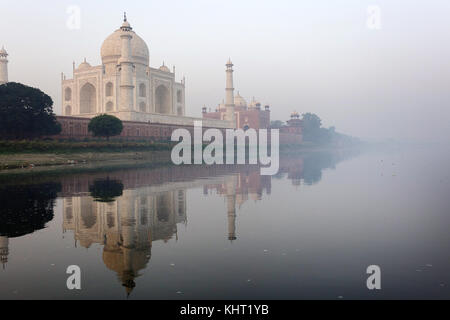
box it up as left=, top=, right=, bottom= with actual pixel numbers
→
left=77, top=60, right=91, bottom=70
left=159, top=63, right=170, bottom=73
left=101, top=27, right=149, bottom=66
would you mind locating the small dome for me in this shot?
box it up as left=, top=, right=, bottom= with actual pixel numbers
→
left=234, top=92, right=247, bottom=108
left=159, top=63, right=170, bottom=73
left=77, top=59, right=91, bottom=70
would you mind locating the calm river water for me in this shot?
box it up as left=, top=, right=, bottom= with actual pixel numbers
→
left=1, top=146, right=450, bottom=299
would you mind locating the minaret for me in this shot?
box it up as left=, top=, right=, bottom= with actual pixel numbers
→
left=118, top=13, right=135, bottom=111
left=225, top=58, right=236, bottom=126
left=0, top=236, right=9, bottom=269
left=0, top=46, right=9, bottom=85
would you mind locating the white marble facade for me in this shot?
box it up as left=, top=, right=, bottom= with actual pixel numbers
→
left=61, top=15, right=188, bottom=123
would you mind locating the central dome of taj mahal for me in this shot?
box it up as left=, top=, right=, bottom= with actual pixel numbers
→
left=100, top=17, right=149, bottom=66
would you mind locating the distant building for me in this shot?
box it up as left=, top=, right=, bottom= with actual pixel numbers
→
left=281, top=111, right=303, bottom=135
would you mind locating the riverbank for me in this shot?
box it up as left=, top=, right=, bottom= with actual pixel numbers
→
left=0, top=139, right=173, bottom=154
left=0, top=139, right=361, bottom=174
left=0, top=150, right=175, bottom=170
left=0, top=140, right=174, bottom=170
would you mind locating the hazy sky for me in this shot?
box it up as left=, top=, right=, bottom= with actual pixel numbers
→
left=1, top=0, right=449, bottom=142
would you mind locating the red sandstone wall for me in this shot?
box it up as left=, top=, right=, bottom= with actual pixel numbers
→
left=54, top=116, right=302, bottom=144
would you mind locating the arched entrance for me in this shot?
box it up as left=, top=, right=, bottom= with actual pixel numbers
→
left=155, top=85, right=171, bottom=114
left=80, top=83, right=96, bottom=114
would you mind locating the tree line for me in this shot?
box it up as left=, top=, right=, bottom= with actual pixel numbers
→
left=271, top=113, right=359, bottom=146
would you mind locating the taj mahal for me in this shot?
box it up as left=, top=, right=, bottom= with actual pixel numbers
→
left=60, top=14, right=232, bottom=129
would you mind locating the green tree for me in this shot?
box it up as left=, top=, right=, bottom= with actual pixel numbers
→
left=0, top=82, right=61, bottom=139
left=88, top=114, right=123, bottom=140
left=302, top=113, right=322, bottom=132
left=0, top=182, right=61, bottom=238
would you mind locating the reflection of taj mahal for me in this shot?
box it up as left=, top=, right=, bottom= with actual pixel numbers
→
left=63, top=188, right=186, bottom=295
left=60, top=166, right=272, bottom=294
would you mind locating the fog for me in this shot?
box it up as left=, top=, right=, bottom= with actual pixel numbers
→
left=1, top=0, right=449, bottom=142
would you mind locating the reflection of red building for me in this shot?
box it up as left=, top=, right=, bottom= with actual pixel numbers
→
left=279, top=155, right=304, bottom=186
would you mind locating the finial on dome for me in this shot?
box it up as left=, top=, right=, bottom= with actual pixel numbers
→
left=120, top=12, right=132, bottom=31
left=159, top=62, right=170, bottom=72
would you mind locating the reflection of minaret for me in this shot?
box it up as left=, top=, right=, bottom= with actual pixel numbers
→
left=0, top=236, right=9, bottom=269
left=225, top=176, right=237, bottom=241
left=118, top=189, right=139, bottom=297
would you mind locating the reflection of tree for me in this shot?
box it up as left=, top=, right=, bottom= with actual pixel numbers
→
left=0, top=182, right=61, bottom=238
left=89, top=178, right=124, bottom=202
left=302, top=152, right=335, bottom=185
left=301, top=150, right=361, bottom=185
